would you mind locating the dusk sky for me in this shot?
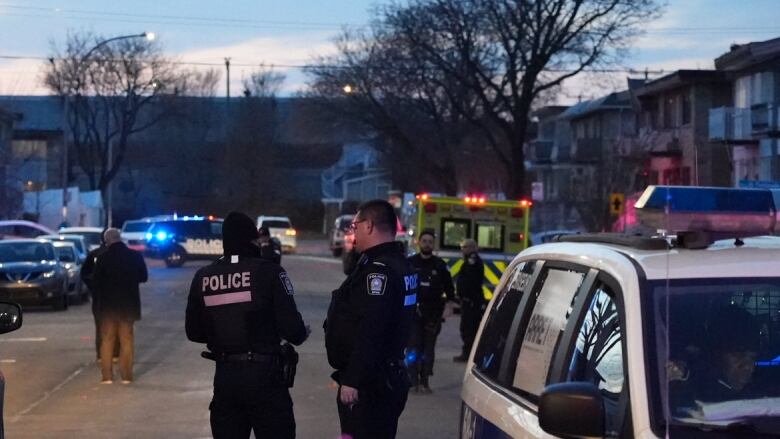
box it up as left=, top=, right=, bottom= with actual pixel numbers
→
left=1, top=0, right=779, bottom=102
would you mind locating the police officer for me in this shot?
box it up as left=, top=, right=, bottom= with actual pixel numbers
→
left=453, top=238, right=486, bottom=363
left=325, top=200, right=418, bottom=439
left=406, top=229, right=453, bottom=393
left=257, top=226, right=282, bottom=264
left=186, top=211, right=309, bottom=439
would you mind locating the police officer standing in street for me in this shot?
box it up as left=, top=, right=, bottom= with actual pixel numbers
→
left=186, top=212, right=309, bottom=439
left=257, top=226, right=282, bottom=264
left=325, top=200, right=418, bottom=439
left=453, top=239, right=486, bottom=363
left=406, top=229, right=453, bottom=394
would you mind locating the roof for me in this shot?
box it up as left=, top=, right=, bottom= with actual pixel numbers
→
left=558, top=90, right=631, bottom=120
left=519, top=235, right=780, bottom=281
left=633, top=70, right=729, bottom=97
left=715, top=37, right=780, bottom=71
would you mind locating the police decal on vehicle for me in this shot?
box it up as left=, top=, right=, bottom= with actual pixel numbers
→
left=183, top=238, right=222, bottom=255
left=367, top=273, right=387, bottom=295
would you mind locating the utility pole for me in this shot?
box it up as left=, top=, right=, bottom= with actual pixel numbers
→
left=225, top=58, right=231, bottom=101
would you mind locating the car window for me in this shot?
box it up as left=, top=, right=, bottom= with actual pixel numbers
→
left=565, top=284, right=625, bottom=434
left=0, top=242, right=55, bottom=262
left=263, top=220, right=291, bottom=229
left=511, top=266, right=585, bottom=400
left=56, top=246, right=76, bottom=262
left=474, top=261, right=536, bottom=381
left=441, top=218, right=470, bottom=249
left=210, top=222, right=222, bottom=237
left=123, top=221, right=152, bottom=233
left=15, top=225, right=44, bottom=238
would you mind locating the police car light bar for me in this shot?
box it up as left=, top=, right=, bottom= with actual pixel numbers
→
left=635, top=186, right=778, bottom=240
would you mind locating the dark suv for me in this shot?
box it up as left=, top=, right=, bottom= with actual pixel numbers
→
left=144, top=217, right=223, bottom=267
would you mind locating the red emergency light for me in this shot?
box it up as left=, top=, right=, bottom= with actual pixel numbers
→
left=416, top=193, right=430, bottom=201
left=519, top=199, right=533, bottom=208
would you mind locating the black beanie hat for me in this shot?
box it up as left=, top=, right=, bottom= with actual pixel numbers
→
left=419, top=228, right=436, bottom=240
left=223, top=211, right=259, bottom=255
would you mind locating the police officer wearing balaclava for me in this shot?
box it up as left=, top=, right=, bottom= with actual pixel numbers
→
left=186, top=211, right=309, bottom=439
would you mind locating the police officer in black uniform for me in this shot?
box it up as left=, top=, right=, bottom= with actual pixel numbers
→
left=325, top=200, right=418, bottom=439
left=257, top=226, right=282, bottom=264
left=453, top=239, right=486, bottom=363
left=406, top=229, right=453, bottom=393
left=186, top=212, right=309, bottom=439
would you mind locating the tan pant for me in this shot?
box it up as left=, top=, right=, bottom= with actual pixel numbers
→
left=99, top=317, right=134, bottom=381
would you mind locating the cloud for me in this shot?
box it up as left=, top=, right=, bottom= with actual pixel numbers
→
left=175, top=33, right=338, bottom=95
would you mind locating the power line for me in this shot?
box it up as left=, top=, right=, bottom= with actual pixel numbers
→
left=0, top=3, right=778, bottom=35
left=0, top=54, right=672, bottom=76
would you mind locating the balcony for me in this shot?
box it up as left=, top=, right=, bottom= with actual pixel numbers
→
left=572, top=138, right=601, bottom=162
left=709, top=107, right=753, bottom=142
left=529, top=139, right=553, bottom=163
left=750, top=102, right=780, bottom=135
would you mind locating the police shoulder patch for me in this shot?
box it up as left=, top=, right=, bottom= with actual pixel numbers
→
left=279, top=272, right=294, bottom=295
left=366, top=272, right=387, bottom=296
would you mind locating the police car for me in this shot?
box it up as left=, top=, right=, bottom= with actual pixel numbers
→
left=144, top=216, right=223, bottom=267
left=461, top=186, right=780, bottom=438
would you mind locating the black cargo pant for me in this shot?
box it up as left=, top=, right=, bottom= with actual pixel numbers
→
left=336, top=363, right=410, bottom=439
left=459, top=303, right=483, bottom=358
left=210, top=359, right=294, bottom=439
left=407, top=314, right=441, bottom=386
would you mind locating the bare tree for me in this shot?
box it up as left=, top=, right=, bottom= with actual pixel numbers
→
left=311, top=0, right=663, bottom=197
left=43, top=31, right=207, bottom=215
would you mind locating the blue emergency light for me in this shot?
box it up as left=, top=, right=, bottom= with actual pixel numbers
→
left=635, top=186, right=779, bottom=241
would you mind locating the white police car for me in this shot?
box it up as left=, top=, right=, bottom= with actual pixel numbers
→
left=144, top=216, right=223, bottom=267
left=461, top=186, right=780, bottom=438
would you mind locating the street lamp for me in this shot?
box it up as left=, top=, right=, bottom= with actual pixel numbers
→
left=58, top=32, right=154, bottom=228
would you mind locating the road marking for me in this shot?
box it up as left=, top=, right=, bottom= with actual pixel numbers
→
left=10, top=362, right=88, bottom=423
left=0, top=337, right=47, bottom=342
left=0, top=359, right=16, bottom=363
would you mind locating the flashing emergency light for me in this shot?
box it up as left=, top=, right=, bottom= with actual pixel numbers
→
left=145, top=232, right=153, bottom=241
left=635, top=186, right=778, bottom=239
left=519, top=199, right=533, bottom=208
left=416, top=193, right=430, bottom=201
left=154, top=231, right=170, bottom=241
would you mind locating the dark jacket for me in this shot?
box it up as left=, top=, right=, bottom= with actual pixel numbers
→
left=325, top=241, right=417, bottom=388
left=185, top=248, right=307, bottom=354
left=93, top=242, right=148, bottom=321
left=81, top=244, right=107, bottom=292
left=456, top=251, right=486, bottom=308
left=408, top=253, right=453, bottom=322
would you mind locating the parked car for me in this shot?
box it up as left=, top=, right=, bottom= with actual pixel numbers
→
left=39, top=234, right=88, bottom=263
left=0, top=239, right=69, bottom=310
left=145, top=216, right=223, bottom=267
left=0, top=220, right=55, bottom=240
left=58, top=227, right=103, bottom=251
left=329, top=214, right=353, bottom=257
left=460, top=186, right=780, bottom=438
left=121, top=218, right=157, bottom=252
left=0, top=301, right=22, bottom=438
left=50, top=241, right=86, bottom=303
left=256, top=216, right=297, bottom=253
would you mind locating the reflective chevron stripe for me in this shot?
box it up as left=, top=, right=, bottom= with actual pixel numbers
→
left=443, top=257, right=509, bottom=301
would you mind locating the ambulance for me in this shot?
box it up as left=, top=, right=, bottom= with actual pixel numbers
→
left=413, top=194, right=532, bottom=299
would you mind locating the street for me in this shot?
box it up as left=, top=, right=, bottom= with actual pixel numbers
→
left=2, top=254, right=464, bottom=438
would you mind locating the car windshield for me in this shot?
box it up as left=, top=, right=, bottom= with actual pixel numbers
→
left=123, top=221, right=152, bottom=233
left=0, top=242, right=56, bottom=263
left=646, top=278, right=780, bottom=429
left=263, top=220, right=291, bottom=229
left=337, top=217, right=353, bottom=231
left=62, top=231, right=102, bottom=249
left=55, top=246, right=76, bottom=262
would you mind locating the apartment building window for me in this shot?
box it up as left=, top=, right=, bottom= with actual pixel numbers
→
left=682, top=93, right=691, bottom=125
left=12, top=140, right=47, bottom=160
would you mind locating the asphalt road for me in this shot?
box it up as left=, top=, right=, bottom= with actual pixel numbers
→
left=2, top=253, right=466, bottom=438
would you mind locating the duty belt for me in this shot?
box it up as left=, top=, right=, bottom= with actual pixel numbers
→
left=201, top=351, right=277, bottom=363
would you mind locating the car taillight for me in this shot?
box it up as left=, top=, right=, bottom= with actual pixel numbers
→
left=285, top=229, right=297, bottom=236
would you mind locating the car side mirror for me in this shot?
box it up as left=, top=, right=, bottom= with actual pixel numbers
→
left=539, top=382, right=605, bottom=438
left=0, top=302, right=22, bottom=334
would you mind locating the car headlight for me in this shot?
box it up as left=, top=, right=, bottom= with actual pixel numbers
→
left=42, top=270, right=57, bottom=278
